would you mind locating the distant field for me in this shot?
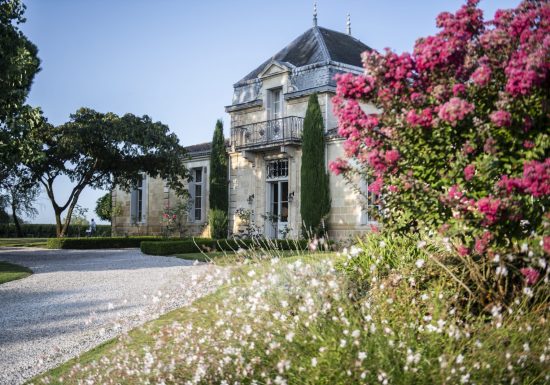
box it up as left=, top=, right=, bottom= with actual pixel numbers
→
left=0, top=238, right=48, bottom=248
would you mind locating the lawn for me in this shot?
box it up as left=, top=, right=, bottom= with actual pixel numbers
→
left=0, top=261, right=33, bottom=284
left=0, top=238, right=48, bottom=248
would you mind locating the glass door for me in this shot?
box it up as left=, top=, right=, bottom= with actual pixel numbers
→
left=268, top=180, right=289, bottom=239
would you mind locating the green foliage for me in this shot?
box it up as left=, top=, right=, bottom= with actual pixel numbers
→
left=0, top=223, right=111, bottom=238
left=209, top=209, right=228, bottom=239
left=208, top=119, right=228, bottom=213
left=16, top=107, right=190, bottom=237
left=0, top=0, right=40, bottom=123
left=300, top=94, right=330, bottom=236
left=46, top=236, right=163, bottom=250
left=141, top=238, right=310, bottom=256
left=95, top=192, right=112, bottom=222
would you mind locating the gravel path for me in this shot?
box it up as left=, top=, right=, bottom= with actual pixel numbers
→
left=0, top=247, right=227, bottom=385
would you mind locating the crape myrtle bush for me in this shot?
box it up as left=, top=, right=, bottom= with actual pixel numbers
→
left=0, top=223, right=111, bottom=238
left=47, top=236, right=164, bottom=249
left=332, top=0, right=549, bottom=302
left=141, top=238, right=311, bottom=256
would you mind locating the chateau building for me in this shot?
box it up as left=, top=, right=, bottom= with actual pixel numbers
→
left=112, top=18, right=378, bottom=240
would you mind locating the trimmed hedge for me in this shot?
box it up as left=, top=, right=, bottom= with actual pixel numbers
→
left=47, top=236, right=165, bottom=249
left=141, top=238, right=311, bottom=256
left=0, top=223, right=111, bottom=238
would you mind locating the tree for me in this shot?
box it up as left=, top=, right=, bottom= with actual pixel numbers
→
left=95, top=192, right=112, bottom=222
left=0, top=0, right=40, bottom=184
left=332, top=0, right=549, bottom=299
left=0, top=0, right=40, bottom=123
left=0, top=169, right=39, bottom=237
left=208, top=119, right=228, bottom=238
left=20, top=107, right=190, bottom=237
left=209, top=119, right=228, bottom=213
left=300, top=94, right=331, bottom=237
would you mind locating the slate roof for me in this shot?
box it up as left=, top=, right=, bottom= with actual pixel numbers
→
left=239, top=26, right=372, bottom=83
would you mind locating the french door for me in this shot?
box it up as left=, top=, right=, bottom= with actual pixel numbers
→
left=268, top=180, right=289, bottom=239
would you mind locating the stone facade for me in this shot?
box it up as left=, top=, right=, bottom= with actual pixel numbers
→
left=112, top=24, right=377, bottom=240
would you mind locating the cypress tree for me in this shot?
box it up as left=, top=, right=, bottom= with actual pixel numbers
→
left=300, top=94, right=330, bottom=237
left=209, top=119, right=228, bottom=213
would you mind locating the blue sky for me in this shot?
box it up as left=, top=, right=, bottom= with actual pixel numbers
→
left=21, top=0, right=520, bottom=224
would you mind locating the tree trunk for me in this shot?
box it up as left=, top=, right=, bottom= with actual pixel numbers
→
left=11, top=203, right=22, bottom=237
left=54, top=208, right=63, bottom=237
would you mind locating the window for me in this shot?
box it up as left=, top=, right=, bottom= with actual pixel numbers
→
left=266, top=159, right=289, bottom=180
left=130, top=174, right=146, bottom=223
left=189, top=167, right=205, bottom=222
left=359, top=179, right=379, bottom=225
left=268, top=88, right=282, bottom=120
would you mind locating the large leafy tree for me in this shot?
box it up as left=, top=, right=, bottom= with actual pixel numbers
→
left=0, top=0, right=40, bottom=184
left=0, top=0, right=39, bottom=122
left=20, top=107, right=190, bottom=237
left=300, top=94, right=331, bottom=236
left=208, top=119, right=228, bottom=213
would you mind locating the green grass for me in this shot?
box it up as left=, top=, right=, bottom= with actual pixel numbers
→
left=0, top=261, right=32, bottom=284
left=0, top=238, right=48, bottom=248
left=173, top=249, right=318, bottom=266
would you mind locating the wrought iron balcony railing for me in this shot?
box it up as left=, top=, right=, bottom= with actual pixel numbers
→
left=231, top=116, right=304, bottom=150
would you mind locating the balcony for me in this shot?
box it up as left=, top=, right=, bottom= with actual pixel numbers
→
left=231, top=116, right=304, bottom=151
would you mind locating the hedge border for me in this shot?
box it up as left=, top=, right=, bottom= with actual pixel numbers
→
left=140, top=238, right=310, bottom=256
left=47, top=236, right=165, bottom=250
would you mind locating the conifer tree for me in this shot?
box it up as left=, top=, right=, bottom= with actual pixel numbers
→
left=209, top=119, right=228, bottom=213
left=300, top=94, right=330, bottom=236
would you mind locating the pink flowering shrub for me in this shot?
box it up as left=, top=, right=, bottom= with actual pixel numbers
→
left=332, top=0, right=549, bottom=299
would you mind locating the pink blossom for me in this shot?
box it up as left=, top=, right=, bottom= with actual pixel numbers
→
left=499, top=159, right=550, bottom=197
left=438, top=97, right=474, bottom=126
left=544, top=236, right=550, bottom=255
left=329, top=158, right=350, bottom=176
left=520, top=267, right=540, bottom=285
left=405, top=108, right=433, bottom=128
left=368, top=177, right=383, bottom=194
left=523, top=140, right=535, bottom=149
left=470, top=64, right=492, bottom=86
left=384, top=149, right=400, bottom=165
left=476, top=197, right=501, bottom=226
left=464, top=164, right=475, bottom=181
left=452, top=83, right=466, bottom=96
left=448, top=185, right=464, bottom=200
left=457, top=245, right=469, bottom=256
left=490, top=110, right=512, bottom=127
left=474, top=231, right=492, bottom=254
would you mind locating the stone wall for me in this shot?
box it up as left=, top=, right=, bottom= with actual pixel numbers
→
left=112, top=156, right=211, bottom=237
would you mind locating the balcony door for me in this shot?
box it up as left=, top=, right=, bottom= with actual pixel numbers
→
left=267, top=88, right=283, bottom=140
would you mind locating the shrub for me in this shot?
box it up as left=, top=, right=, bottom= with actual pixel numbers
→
left=140, top=238, right=311, bottom=256
left=208, top=209, right=228, bottom=239
left=0, top=223, right=111, bottom=238
left=46, top=236, right=163, bottom=249
left=332, top=0, right=549, bottom=304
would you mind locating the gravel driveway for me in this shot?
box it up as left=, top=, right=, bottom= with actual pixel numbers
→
left=0, top=247, right=226, bottom=385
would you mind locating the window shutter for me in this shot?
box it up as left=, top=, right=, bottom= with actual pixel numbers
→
left=266, top=90, right=272, bottom=120
left=130, top=189, right=138, bottom=222
left=188, top=180, right=195, bottom=223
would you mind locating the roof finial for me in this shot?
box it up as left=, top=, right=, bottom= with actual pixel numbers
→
left=346, top=13, right=351, bottom=35
left=313, top=2, right=318, bottom=27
